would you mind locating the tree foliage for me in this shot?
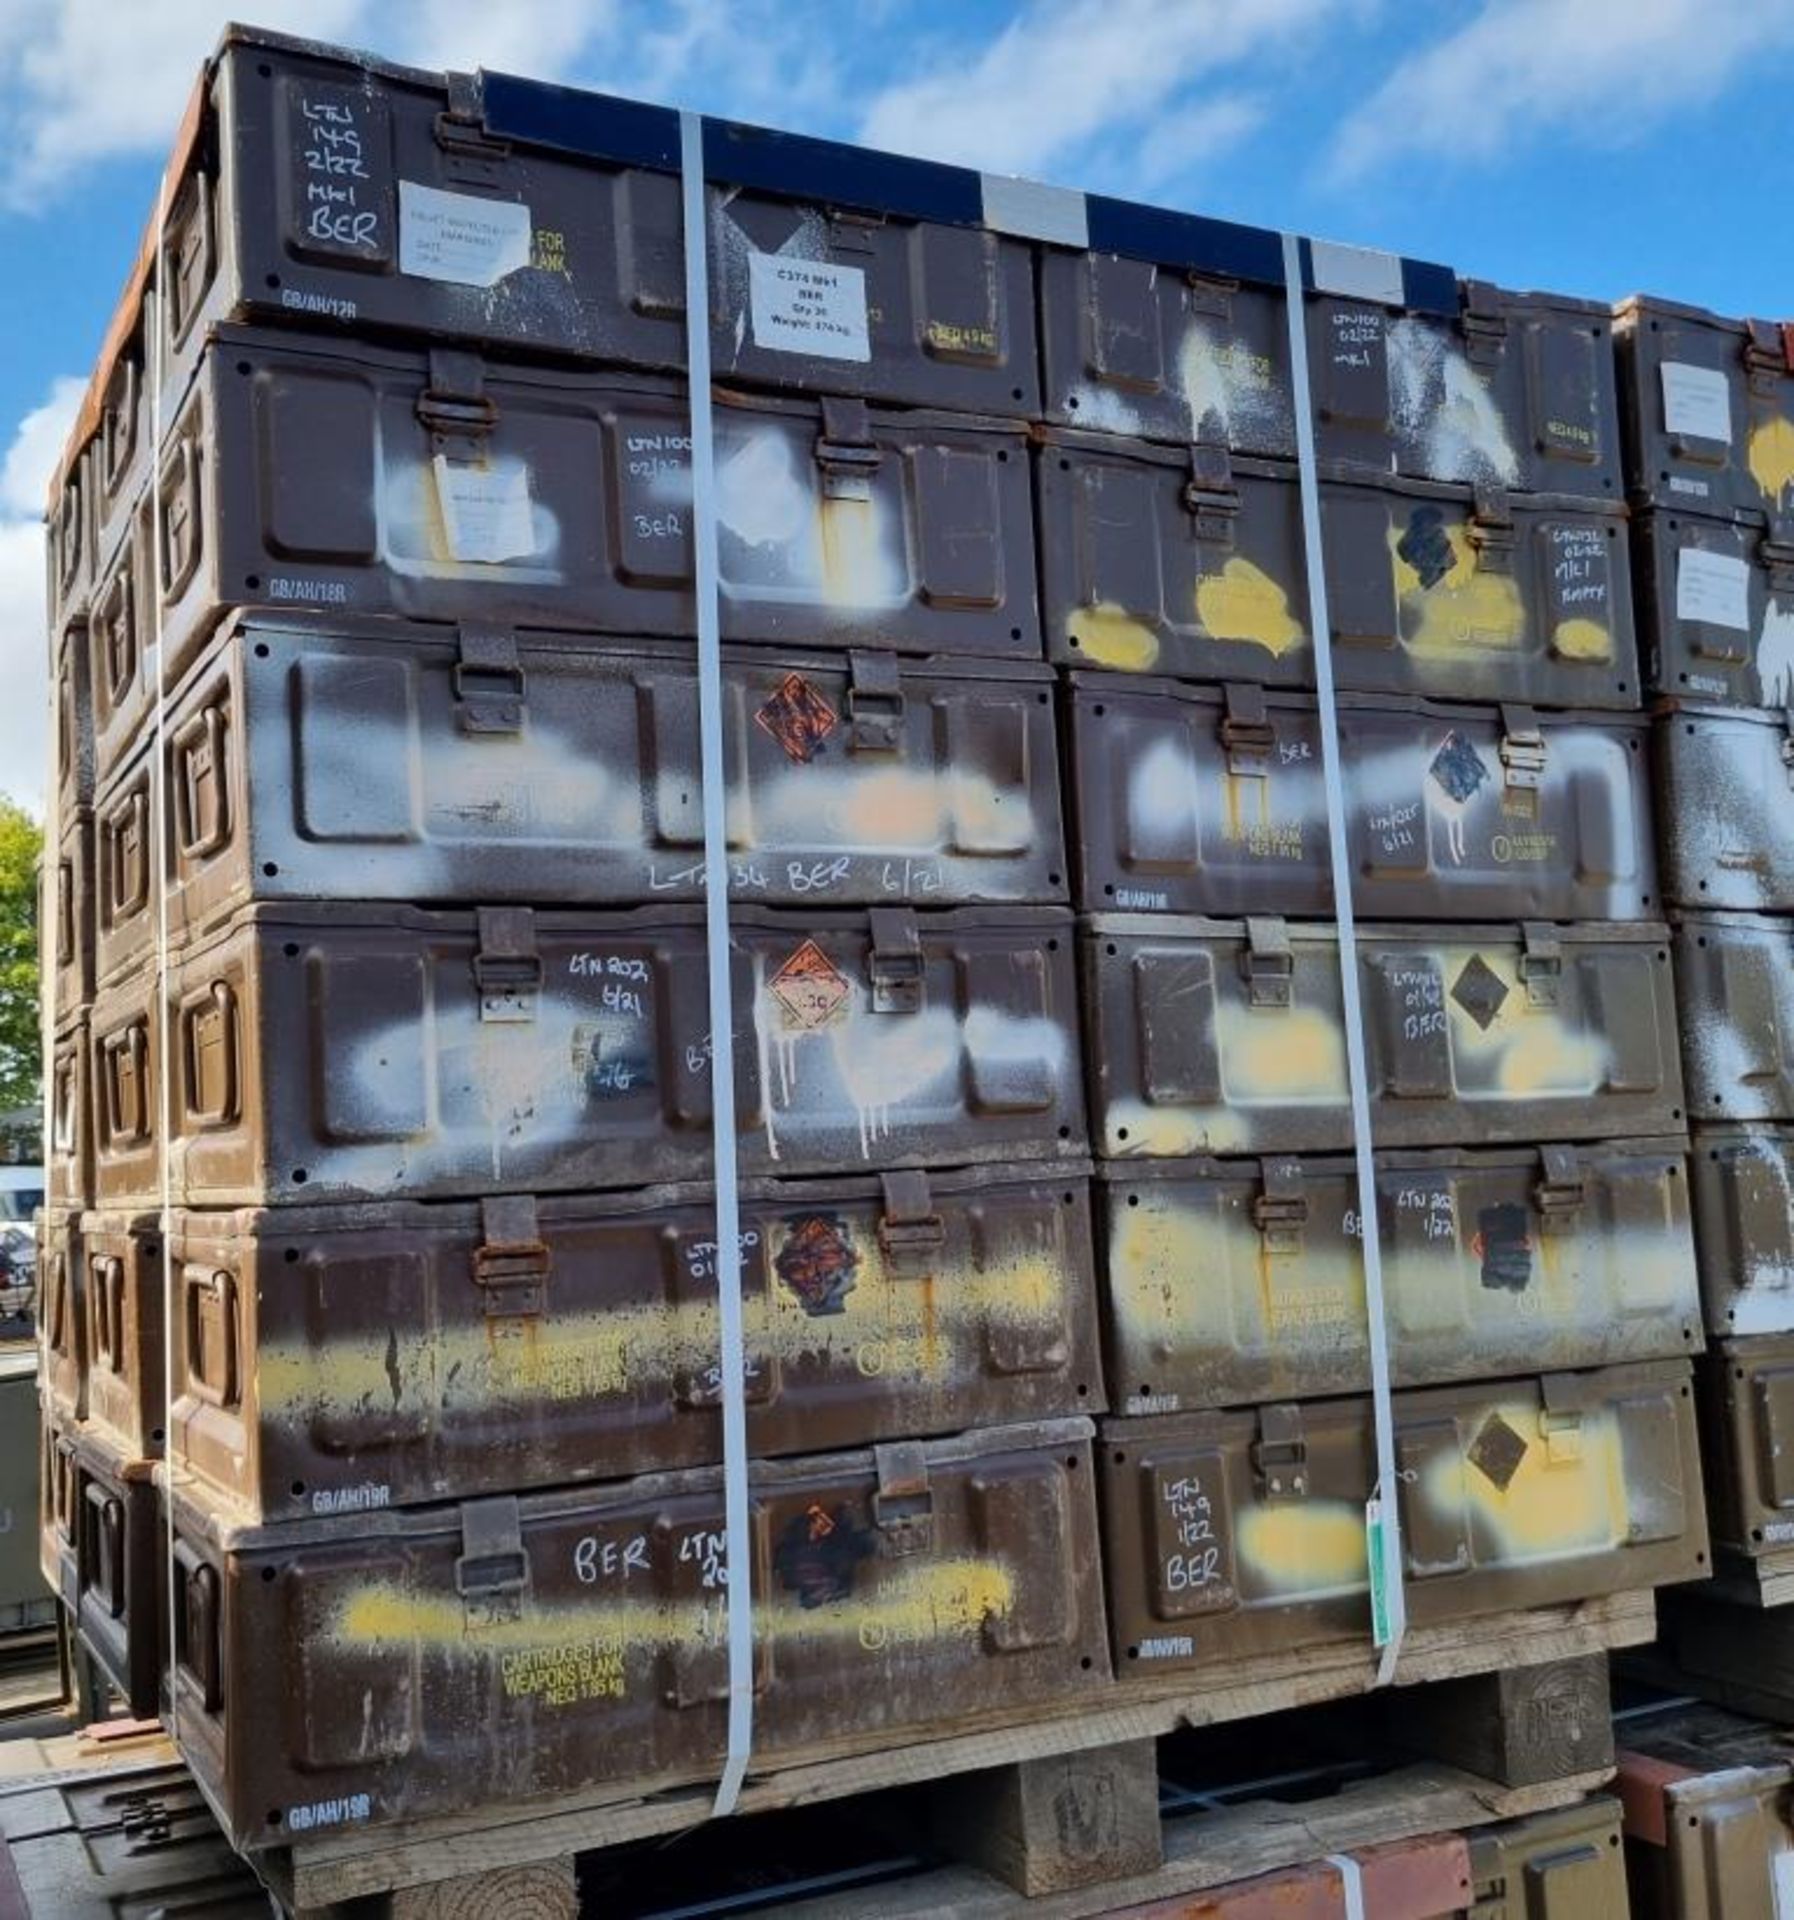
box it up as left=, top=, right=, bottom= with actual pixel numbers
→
left=0, top=801, right=42, bottom=1116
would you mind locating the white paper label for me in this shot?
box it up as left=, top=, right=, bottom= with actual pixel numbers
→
left=432, top=456, right=536, bottom=564
left=1661, top=360, right=1733, bottom=443
left=400, top=182, right=532, bottom=289
left=1676, top=546, right=1751, bottom=631
left=748, top=252, right=870, bottom=362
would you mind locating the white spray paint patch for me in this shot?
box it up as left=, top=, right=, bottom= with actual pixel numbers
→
left=1387, top=319, right=1520, bottom=487
left=380, top=455, right=562, bottom=584
left=1760, top=600, right=1794, bottom=705
left=716, top=433, right=810, bottom=549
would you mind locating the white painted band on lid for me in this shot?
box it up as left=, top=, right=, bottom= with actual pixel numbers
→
left=981, top=173, right=1089, bottom=248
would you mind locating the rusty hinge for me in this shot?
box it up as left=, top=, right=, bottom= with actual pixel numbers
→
left=847, top=650, right=905, bottom=753
left=454, top=625, right=526, bottom=735
left=878, top=1168, right=945, bottom=1269
left=1182, top=443, right=1239, bottom=546
left=866, top=906, right=922, bottom=1013
left=1498, top=703, right=1546, bottom=793
left=418, top=349, right=497, bottom=459
left=815, top=395, right=881, bottom=500
left=873, top=1440, right=934, bottom=1553
left=1251, top=1404, right=1308, bottom=1500
left=826, top=206, right=886, bottom=253
left=1219, top=682, right=1274, bottom=777
left=1534, top=1144, right=1586, bottom=1236
left=1468, top=483, right=1515, bottom=572
left=1539, top=1373, right=1588, bottom=1463
left=1519, top=922, right=1561, bottom=1008
left=473, top=906, right=541, bottom=1022
left=1743, top=318, right=1793, bottom=388
left=1242, top=916, right=1293, bottom=1009
left=1459, top=281, right=1509, bottom=367
left=1253, top=1158, right=1308, bottom=1253
left=473, top=1194, right=551, bottom=1317
left=1761, top=527, right=1794, bottom=596
left=455, top=1495, right=530, bottom=1623
left=1183, top=270, right=1238, bottom=318
left=435, top=70, right=510, bottom=164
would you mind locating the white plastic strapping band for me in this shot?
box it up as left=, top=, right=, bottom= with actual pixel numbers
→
left=1279, top=230, right=1407, bottom=1683
left=1326, top=1852, right=1368, bottom=1920
left=680, top=108, right=756, bottom=1821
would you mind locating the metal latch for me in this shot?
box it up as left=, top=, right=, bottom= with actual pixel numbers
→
left=878, top=1169, right=945, bottom=1269
left=455, top=1496, right=530, bottom=1622
left=1183, top=270, right=1239, bottom=319
left=435, top=70, right=510, bottom=168
left=826, top=205, right=885, bottom=254
left=1498, top=704, right=1546, bottom=793
left=1253, top=1158, right=1308, bottom=1252
left=847, top=650, right=905, bottom=753
left=1219, top=682, right=1274, bottom=777
left=454, top=625, right=526, bottom=734
left=1460, top=281, right=1509, bottom=367
left=1251, top=1404, right=1308, bottom=1500
left=815, top=395, right=881, bottom=501
left=473, top=906, right=541, bottom=1022
left=866, top=906, right=923, bottom=1014
left=417, top=349, right=498, bottom=460
left=1519, top=922, right=1561, bottom=1008
left=1468, top=483, right=1515, bottom=572
left=1539, top=1373, right=1587, bottom=1464
left=1743, top=318, right=1794, bottom=391
left=1534, top=1144, right=1586, bottom=1236
left=1242, top=916, right=1293, bottom=1009
left=1762, top=527, right=1794, bottom=597
left=1182, top=443, right=1239, bottom=546
left=872, top=1441, right=934, bottom=1554
left=473, top=1195, right=551, bottom=1317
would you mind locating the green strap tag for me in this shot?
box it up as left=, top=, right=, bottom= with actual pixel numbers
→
left=1367, top=1496, right=1394, bottom=1650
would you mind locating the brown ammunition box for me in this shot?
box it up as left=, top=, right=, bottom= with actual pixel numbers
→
left=1697, top=1335, right=1794, bottom=1562
left=1102, top=1143, right=1699, bottom=1411
left=86, top=501, right=150, bottom=786
left=1038, top=434, right=1635, bottom=704
left=49, top=1017, right=92, bottom=1210
left=37, top=1209, right=83, bottom=1424
left=168, top=1419, right=1108, bottom=1850
left=1657, top=704, right=1794, bottom=910
left=1040, top=257, right=1621, bottom=496
left=1614, top=295, right=1794, bottom=524
left=72, top=1428, right=163, bottom=1719
left=136, top=619, right=1066, bottom=954
left=1633, top=509, right=1793, bottom=705
left=92, top=747, right=150, bottom=990
left=51, top=807, right=93, bottom=1018
left=1083, top=915, right=1682, bottom=1157
left=1465, top=1798, right=1630, bottom=1918
left=47, top=441, right=95, bottom=631
left=80, top=1212, right=164, bottom=1460
left=168, top=1165, right=1103, bottom=1520
left=89, top=313, right=148, bottom=588
left=1100, top=1358, right=1706, bottom=1675
left=1068, top=678, right=1655, bottom=919
left=1690, top=1127, right=1794, bottom=1336
left=54, top=612, right=93, bottom=815
left=101, top=902, right=1082, bottom=1208
left=1673, top=914, right=1794, bottom=1124
left=39, top=1404, right=78, bottom=1612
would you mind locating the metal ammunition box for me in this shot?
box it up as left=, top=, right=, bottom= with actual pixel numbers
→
left=39, top=1406, right=77, bottom=1612
left=47, top=440, right=95, bottom=631
left=1040, top=259, right=1621, bottom=496
left=88, top=980, right=156, bottom=1210
left=85, top=501, right=149, bottom=785
left=1102, top=1142, right=1699, bottom=1410
left=37, top=1209, right=83, bottom=1424
left=79, top=1212, right=164, bottom=1460
left=54, top=612, right=93, bottom=814
left=0, top=1349, right=49, bottom=1632
left=51, top=807, right=92, bottom=1018
left=92, top=747, right=150, bottom=990
left=1466, top=1798, right=1630, bottom=1920
left=1673, top=914, right=1794, bottom=1123
left=122, top=901, right=1082, bottom=1208
left=1068, top=678, right=1655, bottom=918
left=137, top=618, right=1066, bottom=954
left=71, top=1429, right=163, bottom=1719
left=168, top=1419, right=1108, bottom=1850
left=1614, top=295, right=1794, bottom=524
left=1697, top=1336, right=1794, bottom=1561
left=1657, top=704, right=1794, bottom=910
left=168, top=1165, right=1102, bottom=1520
left=154, top=29, right=1039, bottom=416
left=89, top=313, right=148, bottom=585
left=1100, top=1358, right=1706, bottom=1674
left=1690, top=1127, right=1794, bottom=1335
left=49, top=1018, right=91, bottom=1210
left=1038, top=435, right=1636, bottom=704
left=1633, top=509, right=1793, bottom=705
left=113, top=331, right=1037, bottom=782
left=1083, top=915, right=1682, bottom=1157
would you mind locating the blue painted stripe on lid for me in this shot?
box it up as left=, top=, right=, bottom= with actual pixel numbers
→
left=479, top=71, right=680, bottom=170
left=1086, top=195, right=1284, bottom=284
left=703, top=119, right=986, bottom=226
left=1401, top=257, right=1461, bottom=317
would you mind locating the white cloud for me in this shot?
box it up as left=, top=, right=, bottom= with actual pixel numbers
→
left=858, top=0, right=1326, bottom=178
left=1, top=377, right=84, bottom=520
left=0, top=378, right=77, bottom=814
left=1331, top=0, right=1794, bottom=178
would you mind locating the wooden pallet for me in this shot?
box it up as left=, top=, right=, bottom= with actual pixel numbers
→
left=259, top=1588, right=1653, bottom=1917
left=1701, top=1545, right=1794, bottom=1608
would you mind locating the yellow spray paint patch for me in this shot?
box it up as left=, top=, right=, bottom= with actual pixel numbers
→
left=1194, top=558, right=1306, bottom=657
left=1068, top=603, right=1160, bottom=670
left=1750, top=416, right=1794, bottom=505
left=1492, top=1024, right=1607, bottom=1096
left=818, top=495, right=889, bottom=607
left=1237, top=1501, right=1368, bottom=1596
left=1388, top=521, right=1525, bottom=659
left=1216, top=1001, right=1348, bottom=1102
left=1551, top=617, right=1613, bottom=662
left=1420, top=1405, right=1625, bottom=1562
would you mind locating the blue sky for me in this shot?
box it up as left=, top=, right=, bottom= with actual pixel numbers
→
left=2, top=0, right=1793, bottom=804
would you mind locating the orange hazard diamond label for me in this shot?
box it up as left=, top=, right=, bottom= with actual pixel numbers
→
left=755, top=674, right=837, bottom=764
left=769, top=939, right=852, bottom=1030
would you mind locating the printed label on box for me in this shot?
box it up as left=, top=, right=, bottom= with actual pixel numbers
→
left=400, top=181, right=532, bottom=288
left=1661, top=360, right=1732, bottom=444
left=433, top=455, right=536, bottom=564
left=1676, top=545, right=1751, bottom=631
left=749, top=252, right=870, bottom=362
